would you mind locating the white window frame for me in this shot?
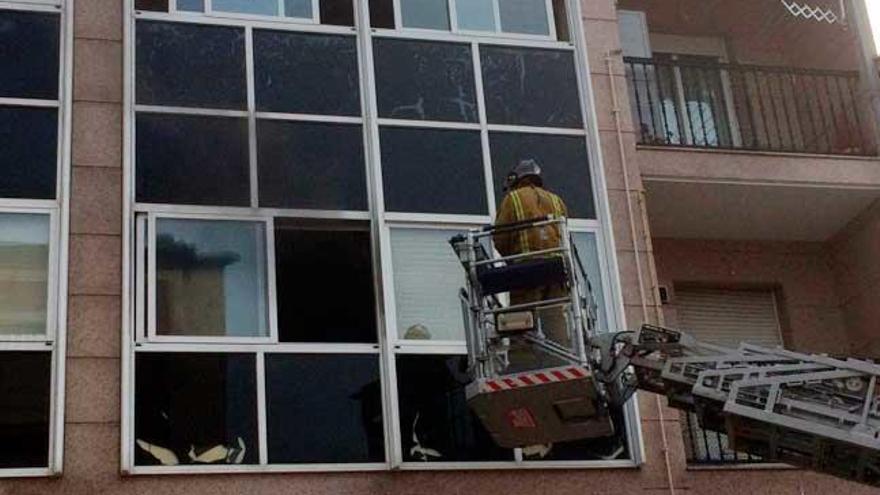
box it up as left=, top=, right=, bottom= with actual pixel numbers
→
left=136, top=212, right=278, bottom=344
left=392, top=0, right=558, bottom=42
left=122, top=0, right=643, bottom=475
left=159, top=0, right=321, bottom=25
left=0, top=0, right=71, bottom=478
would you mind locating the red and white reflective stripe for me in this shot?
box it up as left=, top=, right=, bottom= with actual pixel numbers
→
left=480, top=366, right=589, bottom=392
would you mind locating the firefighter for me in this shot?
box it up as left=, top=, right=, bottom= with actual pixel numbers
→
left=493, top=159, right=570, bottom=349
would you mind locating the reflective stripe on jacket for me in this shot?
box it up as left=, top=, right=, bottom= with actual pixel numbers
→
left=493, top=185, right=568, bottom=257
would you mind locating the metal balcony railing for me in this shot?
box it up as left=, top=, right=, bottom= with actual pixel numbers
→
left=682, top=412, right=765, bottom=466
left=624, top=56, right=874, bottom=156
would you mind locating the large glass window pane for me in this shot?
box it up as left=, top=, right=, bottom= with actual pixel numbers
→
left=374, top=39, right=477, bottom=122
left=156, top=219, right=269, bottom=338
left=400, top=0, right=449, bottom=30
left=0, top=106, right=57, bottom=200
left=253, top=31, right=360, bottom=116
left=481, top=46, right=582, bottom=128
left=284, top=0, right=312, bottom=17
left=274, top=221, right=376, bottom=343
left=571, top=232, right=607, bottom=332
left=135, top=353, right=258, bottom=466
left=0, top=10, right=59, bottom=100
left=391, top=228, right=469, bottom=342
left=0, top=352, right=50, bottom=468
left=380, top=127, right=486, bottom=215
left=136, top=21, right=246, bottom=109
left=498, top=0, right=549, bottom=35
left=490, top=132, right=595, bottom=219
left=455, top=0, right=496, bottom=31
left=213, top=0, right=277, bottom=16
left=0, top=214, right=49, bottom=337
left=257, top=121, right=366, bottom=211
left=265, top=354, right=384, bottom=463
left=396, top=355, right=512, bottom=462
left=136, top=113, right=250, bottom=206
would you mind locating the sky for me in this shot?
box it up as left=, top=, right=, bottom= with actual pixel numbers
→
left=869, top=1, right=880, bottom=54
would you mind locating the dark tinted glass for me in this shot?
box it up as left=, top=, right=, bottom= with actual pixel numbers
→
left=136, top=113, right=250, bottom=206
left=135, top=353, right=258, bottom=466
left=396, top=355, right=512, bottom=462
left=490, top=132, right=595, bottom=218
left=257, top=121, right=366, bottom=210
left=275, top=222, right=376, bottom=343
left=0, top=352, right=50, bottom=468
left=0, top=106, right=57, bottom=199
left=320, top=0, right=355, bottom=25
left=381, top=127, right=486, bottom=215
left=136, top=21, right=246, bottom=109
left=0, top=10, right=59, bottom=100
left=134, top=0, right=168, bottom=10
left=481, top=46, right=582, bottom=128
left=266, top=354, right=384, bottom=463
left=374, top=39, right=477, bottom=122
left=254, top=31, right=360, bottom=115
left=369, top=0, right=395, bottom=28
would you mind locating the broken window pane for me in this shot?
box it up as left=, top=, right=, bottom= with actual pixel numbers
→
left=498, top=0, right=549, bottom=35
left=0, top=10, right=59, bottom=100
left=319, top=0, right=355, bottom=26
left=155, top=219, right=269, bottom=338
left=265, top=354, right=385, bottom=463
left=490, top=132, right=595, bottom=219
left=136, top=113, right=250, bottom=206
left=373, top=39, right=477, bottom=123
left=0, top=106, right=58, bottom=200
left=396, top=355, right=512, bottom=462
left=257, top=121, right=367, bottom=211
left=136, top=21, right=247, bottom=109
left=134, top=353, right=258, bottom=466
left=481, top=46, right=582, bottom=128
left=0, top=352, right=50, bottom=469
left=400, top=0, right=449, bottom=30
left=253, top=30, right=360, bottom=116
left=274, top=221, right=377, bottom=343
left=0, top=214, right=49, bottom=336
left=369, top=0, right=395, bottom=28
left=380, top=127, right=486, bottom=214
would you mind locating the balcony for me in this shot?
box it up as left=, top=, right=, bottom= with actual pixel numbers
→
left=624, top=56, right=875, bottom=156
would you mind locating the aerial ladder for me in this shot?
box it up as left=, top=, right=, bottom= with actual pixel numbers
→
left=450, top=216, right=880, bottom=488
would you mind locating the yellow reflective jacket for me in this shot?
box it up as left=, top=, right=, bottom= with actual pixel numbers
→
left=493, top=185, right=568, bottom=257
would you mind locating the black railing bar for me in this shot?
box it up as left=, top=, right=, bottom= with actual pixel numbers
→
left=739, top=70, right=760, bottom=149
left=749, top=70, right=773, bottom=150
left=822, top=74, right=844, bottom=151
left=628, top=62, right=648, bottom=142
left=779, top=74, right=804, bottom=149
left=796, top=73, right=822, bottom=154
left=755, top=68, right=782, bottom=150
left=837, top=76, right=862, bottom=150
left=786, top=73, right=808, bottom=152
left=633, top=140, right=872, bottom=156
left=703, top=65, right=728, bottom=147
left=662, top=65, right=686, bottom=145
left=687, top=66, right=713, bottom=146
left=847, top=76, right=867, bottom=152
left=777, top=73, right=800, bottom=150
left=642, top=61, right=660, bottom=141
left=654, top=65, right=674, bottom=144
left=811, top=74, right=836, bottom=152
left=622, top=56, right=861, bottom=78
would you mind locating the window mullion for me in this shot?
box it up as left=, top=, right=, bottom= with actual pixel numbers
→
left=256, top=351, right=268, bottom=464
left=245, top=26, right=259, bottom=208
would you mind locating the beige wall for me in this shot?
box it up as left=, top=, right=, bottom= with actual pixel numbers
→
left=829, top=199, right=880, bottom=359
left=653, top=238, right=850, bottom=355
left=0, top=0, right=868, bottom=493
left=616, top=0, right=861, bottom=71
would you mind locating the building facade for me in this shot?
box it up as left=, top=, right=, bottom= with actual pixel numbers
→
left=0, top=0, right=876, bottom=493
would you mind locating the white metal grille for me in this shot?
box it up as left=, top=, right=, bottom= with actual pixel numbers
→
left=780, top=0, right=845, bottom=24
